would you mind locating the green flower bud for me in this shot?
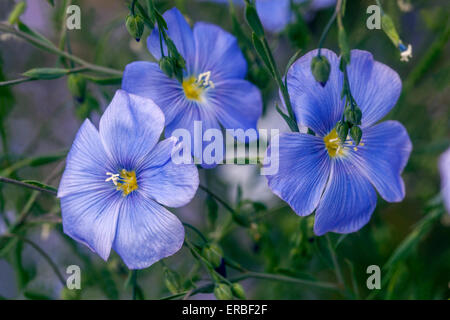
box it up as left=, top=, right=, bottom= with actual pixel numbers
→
left=67, top=74, right=87, bottom=102
left=344, top=107, right=362, bottom=125
left=335, top=120, right=349, bottom=143
left=23, top=67, right=69, bottom=80
left=8, top=1, right=26, bottom=25
left=310, top=55, right=331, bottom=87
left=125, top=14, right=144, bottom=42
left=381, top=14, right=400, bottom=47
left=163, top=267, right=182, bottom=294
left=231, top=283, right=246, bottom=300
left=245, top=3, right=265, bottom=38
left=202, top=243, right=223, bottom=268
left=350, top=126, right=362, bottom=145
left=338, top=27, right=350, bottom=64
left=159, top=57, right=174, bottom=78
left=214, top=283, right=233, bottom=300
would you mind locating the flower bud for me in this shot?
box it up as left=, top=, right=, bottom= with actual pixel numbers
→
left=335, top=120, right=349, bottom=143
left=231, top=283, right=246, bottom=300
left=8, top=1, right=26, bottom=25
left=344, top=107, right=362, bottom=125
left=214, top=283, right=233, bottom=300
left=202, top=243, right=223, bottom=268
left=67, top=74, right=87, bottom=102
left=310, top=55, right=331, bottom=87
left=125, top=14, right=144, bottom=42
left=159, top=56, right=174, bottom=78
left=163, top=267, right=182, bottom=294
left=245, top=3, right=265, bottom=38
left=350, top=126, right=362, bottom=145
left=23, top=67, right=69, bottom=80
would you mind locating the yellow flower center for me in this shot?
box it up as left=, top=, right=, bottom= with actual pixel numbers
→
left=182, top=71, right=215, bottom=102
left=106, top=170, right=138, bottom=196
left=324, top=129, right=345, bottom=158
left=182, top=77, right=203, bottom=101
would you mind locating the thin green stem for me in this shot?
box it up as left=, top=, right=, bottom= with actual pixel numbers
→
left=199, top=184, right=237, bottom=216
left=0, top=176, right=57, bottom=196
left=326, top=234, right=344, bottom=288
left=0, top=23, right=122, bottom=76
left=183, top=222, right=208, bottom=244
left=317, top=5, right=338, bottom=56
left=0, top=66, right=88, bottom=87
left=131, top=270, right=138, bottom=300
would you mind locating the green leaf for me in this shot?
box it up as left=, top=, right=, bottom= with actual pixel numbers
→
left=251, top=32, right=274, bottom=77
left=23, top=68, right=69, bottom=80
left=17, top=22, right=56, bottom=50
left=23, top=290, right=52, bottom=300
left=276, top=104, right=298, bottom=132
left=21, top=180, right=57, bottom=193
left=8, top=1, right=26, bottom=25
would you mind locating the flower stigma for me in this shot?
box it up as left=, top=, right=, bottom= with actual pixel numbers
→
left=324, top=129, right=365, bottom=157
left=182, top=71, right=214, bottom=101
left=106, top=170, right=138, bottom=196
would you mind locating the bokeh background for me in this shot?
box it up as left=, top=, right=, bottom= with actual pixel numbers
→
left=0, top=0, right=449, bottom=299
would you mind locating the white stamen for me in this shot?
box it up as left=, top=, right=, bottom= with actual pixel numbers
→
left=400, top=44, right=413, bottom=62
left=197, top=71, right=215, bottom=88
left=105, top=172, right=120, bottom=186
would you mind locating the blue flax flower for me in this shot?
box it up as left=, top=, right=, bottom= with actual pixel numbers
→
left=122, top=8, right=262, bottom=165
left=202, top=0, right=336, bottom=33
left=58, top=90, right=199, bottom=269
left=439, top=148, right=450, bottom=213
left=266, top=49, right=412, bottom=235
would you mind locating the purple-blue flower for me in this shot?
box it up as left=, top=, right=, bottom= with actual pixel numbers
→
left=266, top=49, right=412, bottom=235
left=439, top=148, right=450, bottom=213
left=202, top=0, right=336, bottom=33
left=122, top=8, right=262, bottom=165
left=57, top=90, right=199, bottom=269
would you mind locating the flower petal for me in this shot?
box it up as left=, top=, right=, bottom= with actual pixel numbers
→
left=137, top=137, right=199, bottom=208
left=99, top=90, right=165, bottom=170
left=122, top=61, right=184, bottom=124
left=147, top=7, right=195, bottom=71
left=348, top=121, right=412, bottom=202
left=113, top=195, right=185, bottom=269
left=193, top=22, right=247, bottom=80
left=347, top=50, right=402, bottom=127
left=266, top=133, right=331, bottom=216
left=256, top=0, right=291, bottom=33
left=207, top=79, right=262, bottom=136
left=439, top=148, right=450, bottom=213
left=60, top=190, right=120, bottom=261
left=58, top=119, right=113, bottom=198
left=314, top=159, right=377, bottom=235
left=287, top=49, right=344, bottom=136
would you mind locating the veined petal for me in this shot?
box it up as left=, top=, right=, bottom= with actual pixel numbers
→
left=208, top=79, right=262, bottom=137
left=193, top=22, right=247, bottom=80
left=314, top=159, right=377, bottom=235
left=147, top=7, right=195, bottom=71
left=439, top=148, right=450, bottom=212
left=266, top=133, right=331, bottom=216
left=347, top=50, right=402, bottom=128
left=113, top=195, right=185, bottom=269
left=256, top=0, right=291, bottom=33
left=137, top=137, right=199, bottom=208
left=99, top=90, right=165, bottom=170
left=60, top=190, right=120, bottom=261
left=348, top=121, right=412, bottom=202
left=287, top=49, right=344, bottom=136
left=122, top=62, right=185, bottom=124
left=58, top=119, right=113, bottom=198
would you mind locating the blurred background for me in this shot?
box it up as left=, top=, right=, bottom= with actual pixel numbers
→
left=0, top=0, right=449, bottom=299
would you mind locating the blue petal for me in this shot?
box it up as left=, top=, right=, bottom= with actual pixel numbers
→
left=58, top=119, right=121, bottom=260
left=347, top=121, right=412, bottom=202
left=256, top=0, right=291, bottom=33
left=440, top=148, right=450, bottom=213
left=193, top=22, right=247, bottom=80
left=266, top=133, right=331, bottom=216
left=310, top=0, right=336, bottom=10
left=314, top=159, right=377, bottom=235
left=137, top=137, right=199, bottom=208
left=99, top=90, right=165, bottom=170
left=122, top=61, right=184, bottom=124
left=347, top=50, right=402, bottom=128
left=207, top=79, right=262, bottom=137
left=287, top=49, right=344, bottom=136
left=147, top=8, right=195, bottom=72
left=113, top=195, right=185, bottom=269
